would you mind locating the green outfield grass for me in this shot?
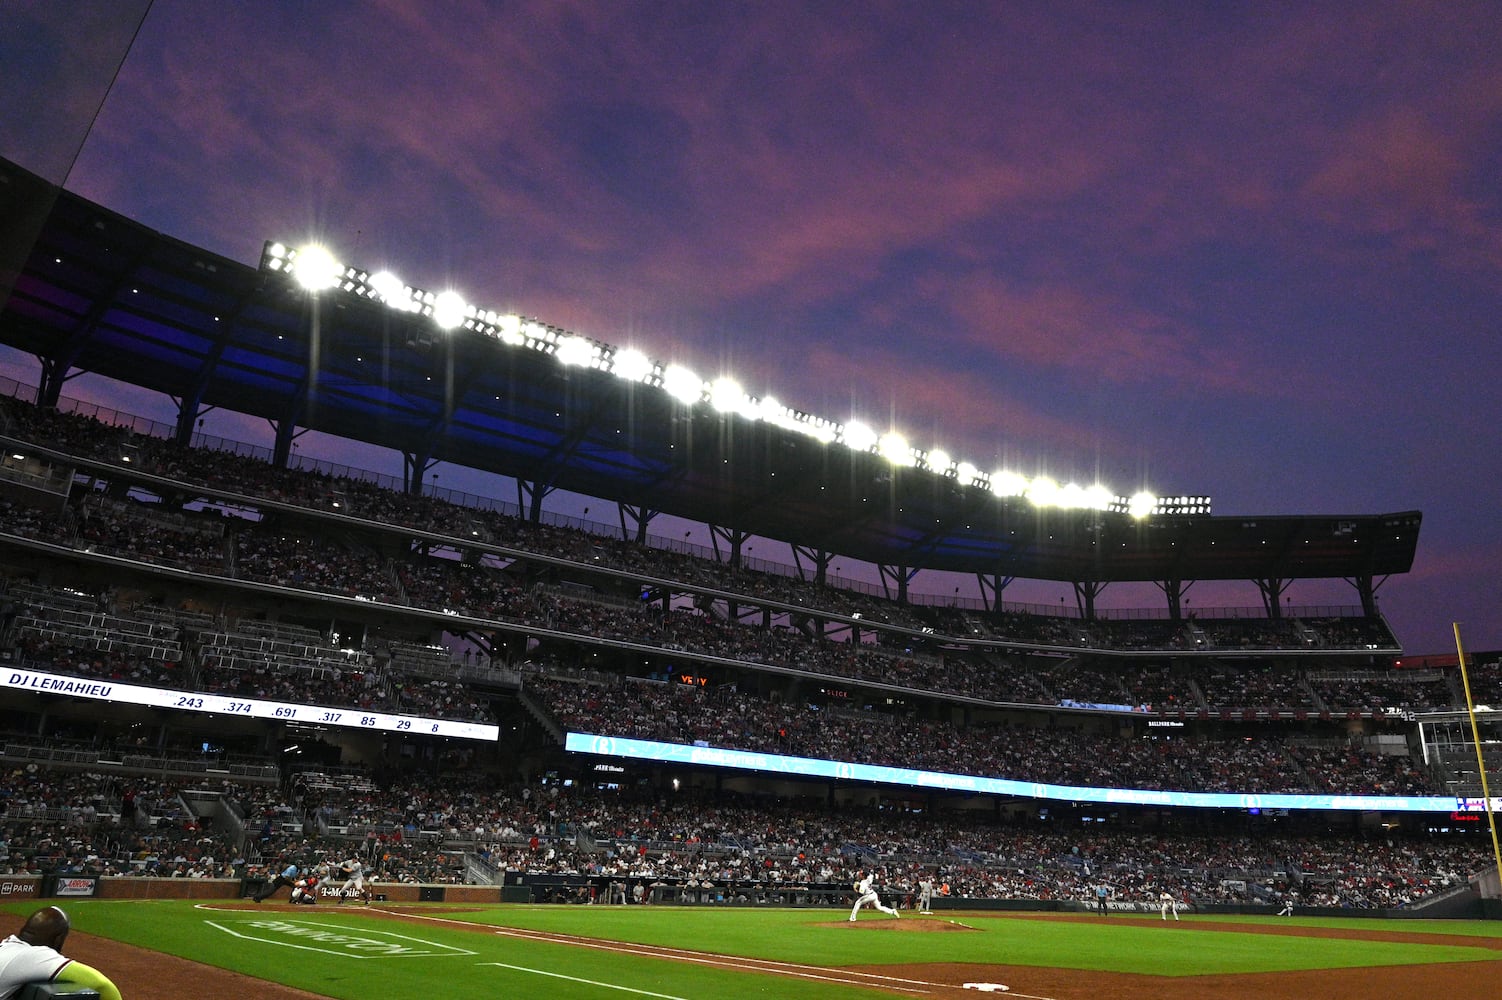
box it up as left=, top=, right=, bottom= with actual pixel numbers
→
left=3, top=900, right=1499, bottom=1000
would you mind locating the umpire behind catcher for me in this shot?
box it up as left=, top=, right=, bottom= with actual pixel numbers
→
left=253, top=859, right=301, bottom=903
left=0, top=905, right=123, bottom=1000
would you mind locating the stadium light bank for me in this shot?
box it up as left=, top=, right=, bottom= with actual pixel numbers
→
left=261, top=241, right=1212, bottom=520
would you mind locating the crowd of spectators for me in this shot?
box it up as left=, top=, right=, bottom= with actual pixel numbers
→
left=1197, top=663, right=1320, bottom=712
left=0, top=510, right=1453, bottom=731
left=0, top=764, right=247, bottom=878
left=7, top=492, right=1441, bottom=720
left=2, top=757, right=1480, bottom=911
left=234, top=528, right=400, bottom=601
left=0, top=550, right=1479, bottom=735
left=0, top=499, right=73, bottom=544
left=0, top=397, right=1400, bottom=656
left=525, top=674, right=1438, bottom=796
left=1308, top=669, right=1455, bottom=715
left=75, top=496, right=227, bottom=575
left=14, top=635, right=186, bottom=689
left=0, top=757, right=473, bottom=885
left=5, top=583, right=494, bottom=725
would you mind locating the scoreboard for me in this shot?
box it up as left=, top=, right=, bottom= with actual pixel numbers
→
left=3, top=667, right=499, bottom=741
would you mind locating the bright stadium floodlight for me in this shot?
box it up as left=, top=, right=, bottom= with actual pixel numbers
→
left=841, top=421, right=877, bottom=452
left=761, top=397, right=796, bottom=431
left=1082, top=483, right=1113, bottom=510
left=368, top=269, right=401, bottom=301
left=523, top=320, right=552, bottom=347
left=1054, top=482, right=1109, bottom=510
left=432, top=290, right=468, bottom=330
left=709, top=376, right=747, bottom=414
left=368, top=270, right=419, bottom=311
left=260, top=236, right=1203, bottom=511
left=661, top=364, right=704, bottom=404
left=366, top=268, right=402, bottom=303
left=879, top=432, right=914, bottom=466
left=805, top=421, right=837, bottom=443
left=990, top=469, right=1028, bottom=497
left=497, top=314, right=525, bottom=346
left=610, top=347, right=653, bottom=383
left=291, top=244, right=343, bottom=292
left=1026, top=475, right=1060, bottom=507
left=555, top=334, right=596, bottom=368
left=780, top=405, right=837, bottom=443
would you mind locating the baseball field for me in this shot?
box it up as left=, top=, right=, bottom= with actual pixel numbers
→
left=5, top=898, right=1502, bottom=1000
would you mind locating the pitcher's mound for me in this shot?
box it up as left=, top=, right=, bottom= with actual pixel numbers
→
left=819, top=918, right=978, bottom=931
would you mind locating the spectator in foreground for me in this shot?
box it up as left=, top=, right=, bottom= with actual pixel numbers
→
left=0, top=905, right=123, bottom=1000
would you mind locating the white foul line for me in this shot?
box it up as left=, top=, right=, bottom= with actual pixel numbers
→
left=478, top=961, right=692, bottom=999
left=493, top=926, right=932, bottom=993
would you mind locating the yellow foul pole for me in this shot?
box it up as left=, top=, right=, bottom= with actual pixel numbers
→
left=1453, top=622, right=1502, bottom=897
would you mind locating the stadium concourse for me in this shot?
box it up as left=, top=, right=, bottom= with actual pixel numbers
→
left=0, top=397, right=1496, bottom=917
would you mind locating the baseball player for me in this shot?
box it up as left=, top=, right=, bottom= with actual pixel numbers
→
left=1277, top=895, right=1295, bottom=917
left=849, top=871, right=900, bottom=922
left=289, top=874, right=320, bottom=905
left=253, top=860, right=300, bottom=902
left=336, top=856, right=371, bottom=905
left=917, top=874, right=935, bottom=914
left=1159, top=890, right=1179, bottom=921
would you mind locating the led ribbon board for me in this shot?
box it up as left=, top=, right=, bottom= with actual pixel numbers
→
left=5, top=668, right=499, bottom=741
left=565, top=732, right=1494, bottom=813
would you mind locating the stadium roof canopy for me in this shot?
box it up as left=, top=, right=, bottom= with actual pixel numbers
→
left=0, top=156, right=1420, bottom=598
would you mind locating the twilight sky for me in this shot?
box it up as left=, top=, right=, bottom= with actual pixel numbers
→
left=2, top=1, right=1499, bottom=655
